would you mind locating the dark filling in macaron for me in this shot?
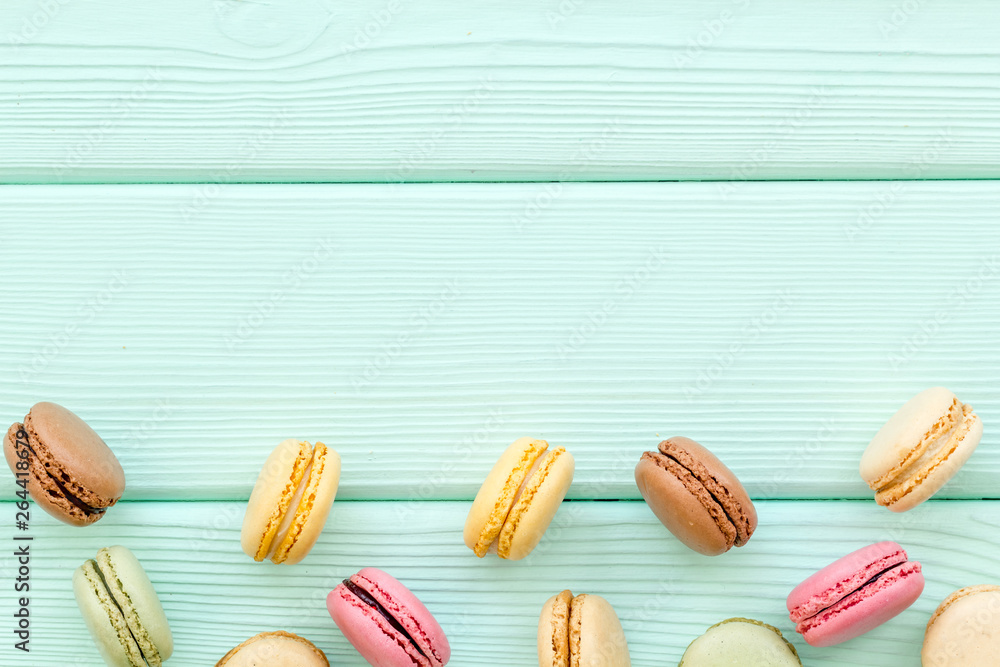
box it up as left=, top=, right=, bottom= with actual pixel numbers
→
left=852, top=561, right=906, bottom=598
left=343, top=579, right=428, bottom=661
left=90, top=559, right=150, bottom=664
left=15, top=425, right=107, bottom=517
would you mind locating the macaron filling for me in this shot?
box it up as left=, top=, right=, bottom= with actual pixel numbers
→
left=11, top=422, right=109, bottom=517
left=874, top=402, right=978, bottom=505
left=473, top=439, right=548, bottom=557
left=789, top=547, right=908, bottom=623
left=342, top=579, right=429, bottom=661
left=795, top=561, right=922, bottom=635
left=492, top=447, right=566, bottom=557
left=79, top=559, right=155, bottom=666
left=654, top=440, right=753, bottom=545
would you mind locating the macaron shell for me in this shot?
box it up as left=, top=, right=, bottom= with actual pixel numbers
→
left=878, top=408, right=982, bottom=512
left=657, top=437, right=757, bottom=546
left=798, top=561, right=924, bottom=647
left=5, top=402, right=126, bottom=526
left=216, top=631, right=329, bottom=667
left=498, top=448, right=575, bottom=560
left=861, top=387, right=958, bottom=487
left=787, top=541, right=908, bottom=623
left=679, top=618, right=802, bottom=666
left=25, top=402, right=125, bottom=499
left=97, top=546, right=173, bottom=663
left=328, top=584, right=432, bottom=667
left=634, top=453, right=733, bottom=556
left=537, top=590, right=573, bottom=667
left=352, top=567, right=450, bottom=666
left=4, top=422, right=95, bottom=526
left=463, top=437, right=547, bottom=556
left=272, top=443, right=341, bottom=565
left=922, top=586, right=1000, bottom=666
left=241, top=439, right=311, bottom=561
left=73, top=560, right=145, bottom=667
left=573, top=594, right=630, bottom=667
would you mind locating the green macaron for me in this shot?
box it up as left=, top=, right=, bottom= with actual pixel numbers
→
left=679, top=618, right=801, bottom=666
left=73, top=545, right=173, bottom=667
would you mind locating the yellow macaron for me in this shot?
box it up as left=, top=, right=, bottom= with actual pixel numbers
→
left=464, top=437, right=574, bottom=560
left=241, top=439, right=341, bottom=565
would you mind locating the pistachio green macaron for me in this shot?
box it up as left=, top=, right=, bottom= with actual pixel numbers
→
left=679, top=618, right=801, bottom=666
left=73, top=545, right=173, bottom=667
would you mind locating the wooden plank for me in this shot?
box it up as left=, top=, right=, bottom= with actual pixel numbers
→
left=0, top=182, right=998, bottom=501
left=0, top=500, right=997, bottom=666
left=2, top=0, right=999, bottom=182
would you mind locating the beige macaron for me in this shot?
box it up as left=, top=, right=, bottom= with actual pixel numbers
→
left=861, top=387, right=982, bottom=512
left=241, top=439, right=341, bottom=565
left=922, top=585, right=1000, bottom=666
left=216, top=631, right=328, bottom=667
left=464, top=437, right=574, bottom=560
left=538, top=590, right=630, bottom=667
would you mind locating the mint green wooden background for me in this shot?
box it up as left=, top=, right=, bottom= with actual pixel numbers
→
left=1, top=2, right=998, bottom=666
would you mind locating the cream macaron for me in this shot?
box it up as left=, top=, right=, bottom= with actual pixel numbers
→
left=216, top=631, right=328, bottom=667
left=922, top=585, right=1000, bottom=666
left=861, top=387, right=982, bottom=512
left=464, top=437, right=574, bottom=560
left=241, top=439, right=341, bottom=565
left=538, top=590, right=630, bottom=667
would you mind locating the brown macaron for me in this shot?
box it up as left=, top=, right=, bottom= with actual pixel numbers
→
left=634, top=437, right=756, bottom=556
left=3, top=402, right=125, bottom=526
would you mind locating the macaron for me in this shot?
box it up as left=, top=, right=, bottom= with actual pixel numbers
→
left=4, top=402, right=125, bottom=526
left=327, top=567, right=450, bottom=667
left=537, top=590, right=630, bottom=667
left=678, top=618, right=801, bottom=666
left=922, top=585, right=1000, bottom=666
left=216, top=631, right=329, bottom=667
left=634, top=437, right=756, bottom=556
left=861, top=387, right=983, bottom=512
left=241, top=438, right=341, bottom=564
left=787, top=541, right=924, bottom=647
left=73, top=546, right=173, bottom=667
left=464, top=437, right=574, bottom=560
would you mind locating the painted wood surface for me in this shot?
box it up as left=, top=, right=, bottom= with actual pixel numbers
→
left=2, top=0, right=1000, bottom=183
left=1, top=183, right=998, bottom=505
left=0, top=500, right=997, bottom=666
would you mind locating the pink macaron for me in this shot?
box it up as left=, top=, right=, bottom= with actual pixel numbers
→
left=787, top=541, right=924, bottom=647
left=328, top=567, right=450, bottom=667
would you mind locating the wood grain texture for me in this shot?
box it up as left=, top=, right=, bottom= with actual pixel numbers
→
left=0, top=500, right=997, bottom=666
left=2, top=0, right=1000, bottom=182
left=0, top=182, right=997, bottom=501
